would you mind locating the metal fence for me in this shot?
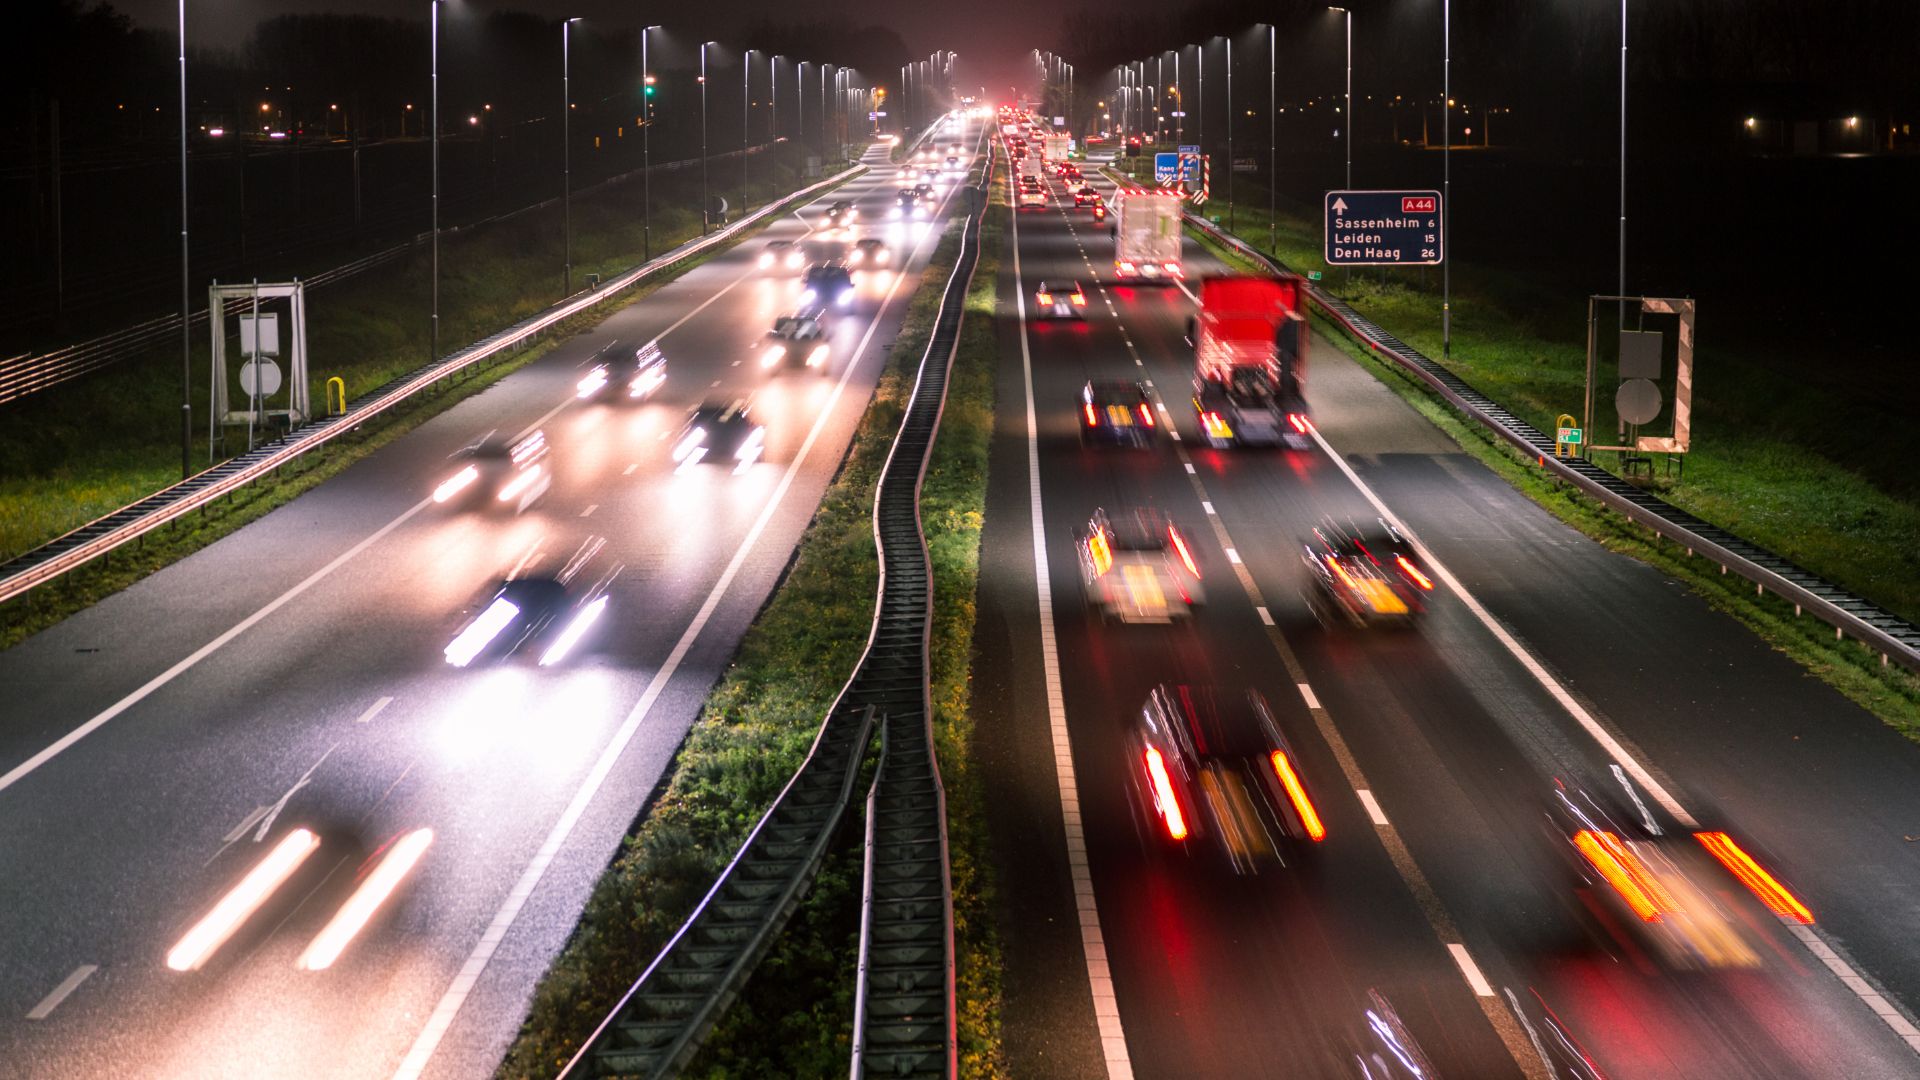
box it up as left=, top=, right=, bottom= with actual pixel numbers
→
left=0, top=162, right=866, bottom=606
left=1179, top=211, right=1920, bottom=675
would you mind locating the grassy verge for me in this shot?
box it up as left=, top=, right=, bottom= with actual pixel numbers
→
left=495, top=205, right=976, bottom=1078
left=1108, top=160, right=1920, bottom=628
left=0, top=154, right=856, bottom=649
left=1181, top=215, right=1920, bottom=737
left=0, top=143, right=827, bottom=564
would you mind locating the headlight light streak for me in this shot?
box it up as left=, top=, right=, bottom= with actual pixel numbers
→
left=539, top=595, right=608, bottom=666
left=444, top=596, right=520, bottom=667
left=495, top=463, right=544, bottom=503
left=296, top=828, right=434, bottom=971
left=167, top=828, right=321, bottom=971
left=432, top=465, right=479, bottom=503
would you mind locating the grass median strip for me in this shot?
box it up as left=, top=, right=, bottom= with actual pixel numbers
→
left=0, top=162, right=859, bottom=650
left=1182, top=219, right=1920, bottom=737
left=498, top=195, right=1006, bottom=1076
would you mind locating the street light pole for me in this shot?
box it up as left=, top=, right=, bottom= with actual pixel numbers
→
left=177, top=0, right=190, bottom=477
left=1332, top=6, right=1352, bottom=190
left=562, top=17, right=579, bottom=296
left=742, top=50, right=752, bottom=217
left=1443, top=0, right=1451, bottom=359
left=1269, top=24, right=1277, bottom=254
left=700, top=41, right=711, bottom=234
left=1619, top=0, right=1627, bottom=323
left=1225, top=37, right=1233, bottom=230
left=430, top=0, right=441, bottom=364
left=642, top=25, right=659, bottom=261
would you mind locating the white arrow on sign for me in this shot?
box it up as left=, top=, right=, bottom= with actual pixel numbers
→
left=1330, top=197, right=1348, bottom=214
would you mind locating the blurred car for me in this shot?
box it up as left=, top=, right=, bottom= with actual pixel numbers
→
left=1034, top=280, right=1087, bottom=319
left=892, top=190, right=927, bottom=220
left=910, top=183, right=935, bottom=201
left=432, top=429, right=551, bottom=513
left=1072, top=186, right=1102, bottom=207
left=1130, top=685, right=1326, bottom=872
left=1080, top=380, right=1156, bottom=447
left=1300, top=518, right=1434, bottom=628
left=576, top=341, right=667, bottom=402
left=824, top=200, right=857, bottom=228
left=757, top=239, right=804, bottom=272
left=898, top=164, right=921, bottom=182
left=848, top=237, right=892, bottom=267
left=1547, top=783, right=1794, bottom=970
left=1075, top=507, right=1205, bottom=623
left=800, top=261, right=855, bottom=308
left=762, top=312, right=829, bottom=369
left=671, top=400, right=766, bottom=473
left=443, top=539, right=614, bottom=668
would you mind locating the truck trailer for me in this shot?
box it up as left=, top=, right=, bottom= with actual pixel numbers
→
left=1112, top=189, right=1184, bottom=281
left=1188, top=275, right=1311, bottom=449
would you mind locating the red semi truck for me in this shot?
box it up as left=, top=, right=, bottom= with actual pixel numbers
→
left=1188, top=275, right=1312, bottom=449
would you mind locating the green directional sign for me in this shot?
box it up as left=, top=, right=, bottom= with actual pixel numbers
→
left=1557, top=426, right=1584, bottom=445
left=1307, top=271, right=1323, bottom=281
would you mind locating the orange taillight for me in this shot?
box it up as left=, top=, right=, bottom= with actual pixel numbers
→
left=1573, top=829, right=1675, bottom=922
left=1270, top=750, right=1326, bottom=842
left=1084, top=402, right=1098, bottom=427
left=1695, top=831, right=1814, bottom=924
left=1144, top=747, right=1188, bottom=840
left=1396, top=555, right=1434, bottom=591
left=1169, top=526, right=1200, bottom=579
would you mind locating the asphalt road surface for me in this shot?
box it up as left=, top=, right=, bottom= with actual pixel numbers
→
left=977, top=147, right=1920, bottom=1079
left=0, top=118, right=982, bottom=1079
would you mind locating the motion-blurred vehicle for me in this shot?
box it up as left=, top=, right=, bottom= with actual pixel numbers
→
left=898, top=164, right=921, bottom=182
left=910, top=183, right=935, bottom=201
left=432, top=430, right=551, bottom=513
left=762, top=312, right=829, bottom=369
left=1130, top=685, right=1326, bottom=872
left=1016, top=183, right=1048, bottom=210
left=1189, top=275, right=1311, bottom=448
left=893, top=190, right=928, bottom=220
left=443, top=539, right=614, bottom=668
left=799, top=261, right=855, bottom=308
left=576, top=341, right=667, bottom=402
left=671, top=400, right=766, bottom=474
left=1547, top=782, right=1812, bottom=970
left=824, top=200, right=857, bottom=228
left=1299, top=517, right=1434, bottom=628
left=1079, top=380, right=1156, bottom=447
left=1072, top=185, right=1102, bottom=207
left=757, top=239, right=804, bottom=271
left=1112, top=188, right=1184, bottom=280
left=849, top=237, right=892, bottom=267
left=1075, top=507, right=1205, bottom=623
left=1092, top=202, right=1107, bottom=222
left=1033, top=280, right=1087, bottom=319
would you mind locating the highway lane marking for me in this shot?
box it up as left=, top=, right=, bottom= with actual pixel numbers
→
left=1201, top=501, right=1215, bottom=515
left=355, top=696, right=394, bottom=724
left=1356, top=789, right=1391, bottom=827
left=1224, top=547, right=1241, bottom=564
left=1009, top=165, right=1137, bottom=1080
left=1297, top=682, right=1321, bottom=711
left=1448, top=943, right=1497, bottom=997
left=622, top=463, right=638, bottom=475
left=390, top=167, right=971, bottom=1080
left=1183, top=462, right=1194, bottom=473
left=579, top=504, right=598, bottom=518
left=1257, top=605, right=1274, bottom=626
left=0, top=498, right=431, bottom=797
left=26, top=965, right=97, bottom=1021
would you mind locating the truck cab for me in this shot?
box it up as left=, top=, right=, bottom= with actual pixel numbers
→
left=1188, top=276, right=1311, bottom=449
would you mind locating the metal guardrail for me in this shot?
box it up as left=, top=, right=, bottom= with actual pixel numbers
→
left=0, top=164, right=867, bottom=607
left=1178, top=210, right=1920, bottom=674
left=0, top=141, right=817, bottom=406
left=558, top=118, right=980, bottom=1080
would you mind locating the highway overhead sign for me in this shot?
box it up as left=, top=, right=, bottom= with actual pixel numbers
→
left=1324, top=189, right=1442, bottom=266
left=1154, top=152, right=1181, bottom=184
left=1178, top=144, right=1199, bottom=156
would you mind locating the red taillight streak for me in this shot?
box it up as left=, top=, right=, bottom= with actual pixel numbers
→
left=1084, top=403, right=1098, bottom=427
left=1396, top=555, right=1435, bottom=591
left=1139, top=405, right=1155, bottom=427
left=1270, top=751, right=1326, bottom=841
left=1695, top=831, right=1814, bottom=924
left=1144, top=747, right=1188, bottom=840
left=1169, top=526, right=1200, bottom=579
left=1573, top=829, right=1675, bottom=922
left=1288, top=412, right=1309, bottom=434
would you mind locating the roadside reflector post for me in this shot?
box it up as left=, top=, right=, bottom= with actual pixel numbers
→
left=326, top=377, right=346, bottom=417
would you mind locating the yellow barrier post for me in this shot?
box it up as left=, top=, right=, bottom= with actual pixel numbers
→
left=326, top=377, right=346, bottom=417
left=1554, top=413, right=1582, bottom=459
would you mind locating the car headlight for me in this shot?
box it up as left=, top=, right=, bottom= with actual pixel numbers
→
left=762, top=344, right=787, bottom=367
left=757, top=253, right=774, bottom=268
left=837, top=291, right=853, bottom=307
left=799, top=288, right=817, bottom=305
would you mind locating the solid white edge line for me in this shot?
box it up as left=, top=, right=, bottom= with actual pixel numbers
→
left=1307, top=421, right=1920, bottom=1057
left=26, top=964, right=98, bottom=1021
left=1356, top=789, right=1391, bottom=828
left=0, top=498, right=431, bottom=797
left=1009, top=154, right=1136, bottom=1080
left=390, top=146, right=971, bottom=1080
left=1448, top=943, right=1496, bottom=997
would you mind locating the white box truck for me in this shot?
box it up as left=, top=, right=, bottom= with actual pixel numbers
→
left=1113, top=190, right=1184, bottom=281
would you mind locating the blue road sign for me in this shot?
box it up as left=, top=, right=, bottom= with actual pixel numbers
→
left=1178, top=144, right=1200, bottom=156
left=1154, top=152, right=1181, bottom=184
left=1323, top=189, right=1443, bottom=266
